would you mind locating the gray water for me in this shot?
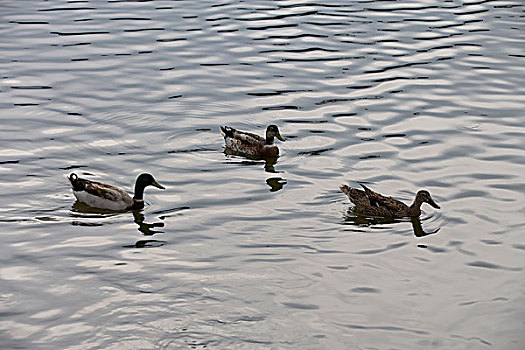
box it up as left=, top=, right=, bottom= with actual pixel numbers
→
left=1, top=0, right=524, bottom=349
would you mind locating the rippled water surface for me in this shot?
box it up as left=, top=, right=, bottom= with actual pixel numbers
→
left=1, top=0, right=524, bottom=348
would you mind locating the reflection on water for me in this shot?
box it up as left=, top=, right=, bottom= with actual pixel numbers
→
left=71, top=201, right=168, bottom=245
left=132, top=210, right=164, bottom=236
left=343, top=209, right=440, bottom=238
left=122, top=239, right=167, bottom=249
left=223, top=148, right=287, bottom=191
left=266, top=177, right=287, bottom=192
left=1, top=0, right=524, bottom=348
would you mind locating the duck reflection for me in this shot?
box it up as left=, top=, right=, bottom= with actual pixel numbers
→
left=122, top=239, right=166, bottom=248
left=223, top=149, right=287, bottom=192
left=266, top=177, right=287, bottom=192
left=343, top=209, right=440, bottom=237
left=132, top=210, right=164, bottom=236
left=70, top=202, right=167, bottom=245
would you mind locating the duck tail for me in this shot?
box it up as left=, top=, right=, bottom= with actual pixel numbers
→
left=340, top=184, right=351, bottom=196
left=68, top=173, right=84, bottom=191
left=341, top=184, right=362, bottom=198
left=359, top=183, right=372, bottom=193
left=220, top=126, right=235, bottom=139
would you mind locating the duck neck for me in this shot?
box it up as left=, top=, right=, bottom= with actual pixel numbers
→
left=133, top=183, right=146, bottom=200
left=265, top=135, right=274, bottom=145
left=131, top=199, right=145, bottom=210
left=407, top=198, right=422, bottom=217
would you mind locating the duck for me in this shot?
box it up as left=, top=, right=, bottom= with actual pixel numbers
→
left=340, top=183, right=440, bottom=218
left=220, top=124, right=285, bottom=158
left=68, top=173, right=165, bottom=211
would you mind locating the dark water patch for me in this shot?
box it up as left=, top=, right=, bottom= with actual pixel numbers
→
left=262, top=105, right=300, bottom=111
left=466, top=261, right=522, bottom=271
left=454, top=9, right=489, bottom=16
left=122, top=240, right=166, bottom=248
left=337, top=323, right=428, bottom=335
left=50, top=31, right=110, bottom=36
left=351, top=287, right=381, bottom=294
left=124, top=28, right=164, bottom=32
left=200, top=63, right=229, bottom=67
left=245, top=258, right=295, bottom=263
left=9, top=21, right=49, bottom=25
left=260, top=47, right=340, bottom=54
left=59, top=165, right=87, bottom=170
left=512, top=244, right=525, bottom=251
left=383, top=133, right=406, bottom=138
left=63, top=42, right=91, bottom=47
left=414, top=33, right=463, bottom=41
left=372, top=76, right=429, bottom=83
left=156, top=38, right=186, bottom=42
left=298, top=148, right=333, bottom=156
left=259, top=33, right=329, bottom=40
left=11, top=86, right=52, bottom=90
left=282, top=302, right=318, bottom=310
left=359, top=154, right=381, bottom=160
left=420, top=245, right=447, bottom=253
left=71, top=221, right=104, bottom=227
left=38, top=7, right=95, bottom=12
left=480, top=240, right=501, bottom=245
left=110, top=17, right=152, bottom=21
left=238, top=10, right=318, bottom=22
left=450, top=334, right=492, bottom=346
left=364, top=62, right=432, bottom=74
left=247, top=23, right=298, bottom=31
left=248, top=89, right=313, bottom=97
left=206, top=16, right=230, bottom=22
left=332, top=113, right=357, bottom=117
left=347, top=85, right=373, bottom=90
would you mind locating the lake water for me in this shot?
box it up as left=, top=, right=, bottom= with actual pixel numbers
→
left=1, top=0, right=524, bottom=349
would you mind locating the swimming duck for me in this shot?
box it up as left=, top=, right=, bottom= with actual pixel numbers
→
left=220, top=124, right=285, bottom=158
left=68, top=173, right=165, bottom=211
left=340, top=184, right=440, bottom=218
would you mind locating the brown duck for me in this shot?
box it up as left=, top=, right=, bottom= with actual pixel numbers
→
left=220, top=124, right=285, bottom=158
left=340, top=184, right=440, bottom=218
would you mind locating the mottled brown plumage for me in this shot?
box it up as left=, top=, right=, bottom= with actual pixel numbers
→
left=340, top=184, right=440, bottom=218
left=220, top=125, right=284, bottom=158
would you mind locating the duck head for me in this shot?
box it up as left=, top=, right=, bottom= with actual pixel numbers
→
left=133, top=173, right=165, bottom=200
left=266, top=125, right=285, bottom=144
left=416, top=190, right=440, bottom=209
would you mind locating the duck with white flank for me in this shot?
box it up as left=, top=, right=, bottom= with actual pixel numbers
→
left=68, top=173, right=164, bottom=211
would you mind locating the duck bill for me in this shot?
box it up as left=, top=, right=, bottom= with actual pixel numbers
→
left=276, top=132, right=285, bottom=142
left=152, top=180, right=165, bottom=190
left=428, top=196, right=440, bottom=209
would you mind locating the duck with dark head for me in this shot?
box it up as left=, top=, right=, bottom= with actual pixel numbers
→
left=68, top=173, right=165, bottom=211
left=220, top=124, right=285, bottom=158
